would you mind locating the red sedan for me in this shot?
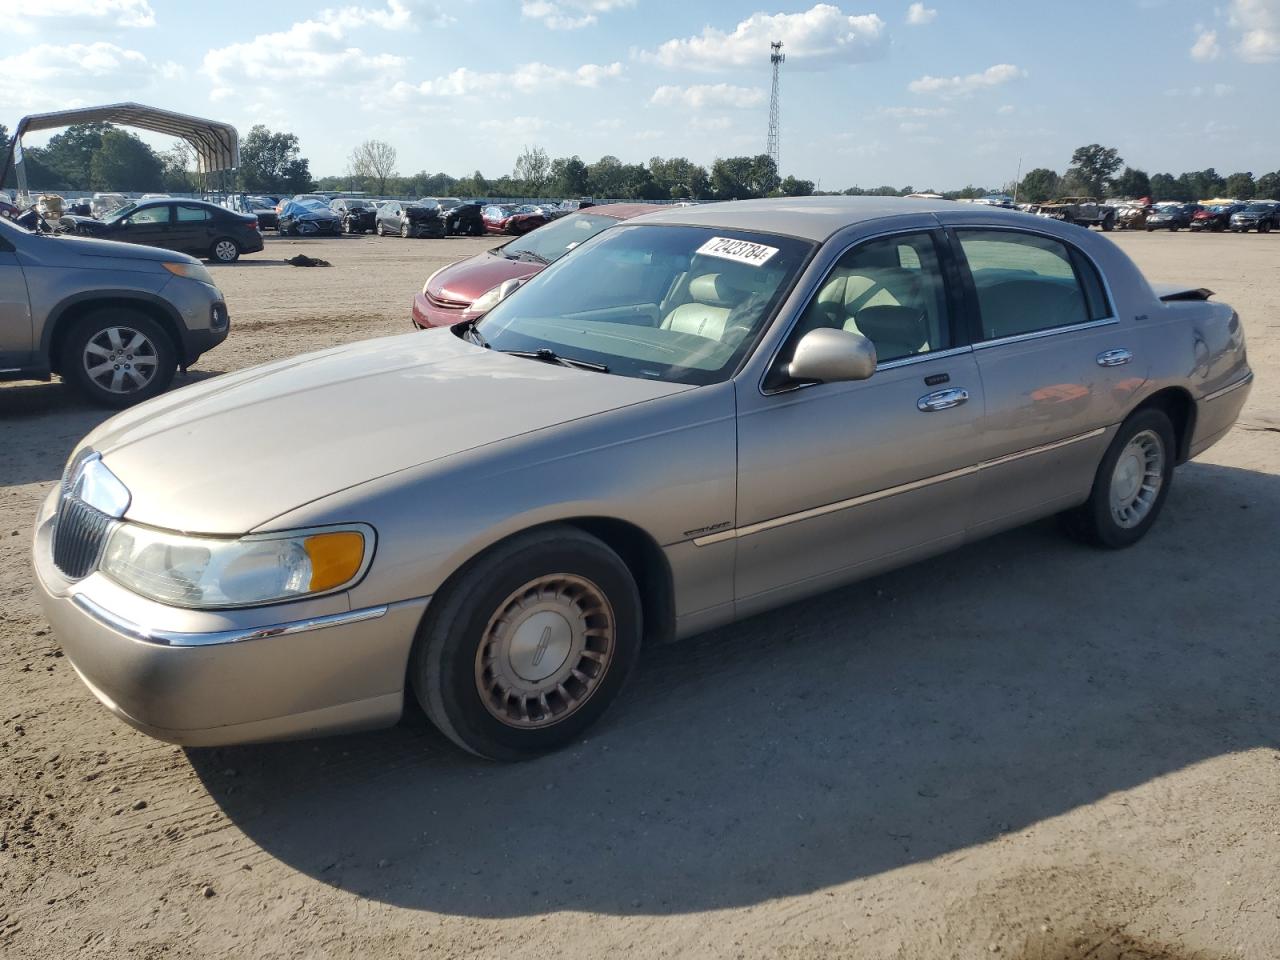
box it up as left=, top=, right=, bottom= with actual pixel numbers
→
left=413, top=204, right=666, bottom=329
left=480, top=203, right=553, bottom=235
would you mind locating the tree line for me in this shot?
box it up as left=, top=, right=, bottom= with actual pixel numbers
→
left=4, top=125, right=1276, bottom=206
left=1014, top=144, right=1280, bottom=203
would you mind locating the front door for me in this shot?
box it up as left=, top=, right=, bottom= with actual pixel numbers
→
left=732, top=229, right=984, bottom=611
left=949, top=227, right=1148, bottom=533
left=115, top=204, right=174, bottom=250
left=0, top=241, right=33, bottom=367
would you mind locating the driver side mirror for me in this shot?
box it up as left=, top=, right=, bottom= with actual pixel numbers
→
left=786, top=328, right=877, bottom=383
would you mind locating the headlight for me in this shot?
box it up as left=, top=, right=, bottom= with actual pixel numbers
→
left=162, top=261, right=215, bottom=285
left=100, top=524, right=373, bottom=609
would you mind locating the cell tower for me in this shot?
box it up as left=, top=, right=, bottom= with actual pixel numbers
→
left=766, top=41, right=784, bottom=168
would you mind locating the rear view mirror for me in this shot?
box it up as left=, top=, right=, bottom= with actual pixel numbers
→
left=786, top=328, right=877, bottom=383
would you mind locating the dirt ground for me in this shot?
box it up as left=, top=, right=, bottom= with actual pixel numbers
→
left=2, top=229, right=1278, bottom=960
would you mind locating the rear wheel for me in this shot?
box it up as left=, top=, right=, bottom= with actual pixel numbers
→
left=401, top=221, right=411, bottom=238
left=210, top=237, right=240, bottom=263
left=61, top=309, right=176, bottom=408
left=1060, top=408, right=1176, bottom=549
left=376, top=221, right=385, bottom=236
left=410, top=526, right=642, bottom=761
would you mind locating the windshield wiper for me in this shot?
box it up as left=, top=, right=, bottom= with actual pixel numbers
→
left=505, top=249, right=548, bottom=264
left=502, top=347, right=608, bottom=373
left=462, top=320, right=489, bottom=348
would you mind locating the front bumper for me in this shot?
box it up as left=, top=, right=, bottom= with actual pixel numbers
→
left=31, top=490, right=428, bottom=746
left=405, top=219, right=446, bottom=239
left=411, top=291, right=470, bottom=328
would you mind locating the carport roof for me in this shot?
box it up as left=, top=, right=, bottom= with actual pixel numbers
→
left=11, top=102, right=238, bottom=173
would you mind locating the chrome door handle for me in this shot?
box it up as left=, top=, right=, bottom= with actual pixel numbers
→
left=917, top=388, right=970, bottom=412
left=1097, top=348, right=1133, bottom=367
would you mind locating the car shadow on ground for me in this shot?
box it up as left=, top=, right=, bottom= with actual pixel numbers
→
left=0, top=370, right=225, bottom=488
left=187, top=459, right=1280, bottom=918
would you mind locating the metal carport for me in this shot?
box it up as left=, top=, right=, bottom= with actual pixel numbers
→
left=2, top=102, right=238, bottom=197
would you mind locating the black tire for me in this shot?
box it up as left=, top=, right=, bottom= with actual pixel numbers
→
left=1059, top=408, right=1176, bottom=549
left=401, top=221, right=411, bottom=238
left=209, top=237, right=240, bottom=263
left=410, top=526, right=643, bottom=761
left=1101, top=214, right=1114, bottom=232
left=376, top=221, right=385, bottom=236
left=60, top=309, right=177, bottom=408
left=1145, top=225, right=1154, bottom=232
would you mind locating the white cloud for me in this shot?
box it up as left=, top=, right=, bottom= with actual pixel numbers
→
left=201, top=1, right=447, bottom=97
left=879, top=105, right=951, bottom=117
left=638, top=4, right=886, bottom=71
left=650, top=83, right=765, bottom=109
left=898, top=121, right=926, bottom=132
left=997, top=103, right=1015, bottom=114
left=908, top=63, right=1024, bottom=98
left=0, top=41, right=179, bottom=110
left=1190, top=28, right=1221, bottom=60
left=1229, top=0, right=1280, bottom=61
left=7, top=0, right=155, bottom=32
left=1163, top=83, right=1236, bottom=97
left=394, top=61, right=623, bottom=98
left=520, top=0, right=634, bottom=30
left=905, top=2, right=936, bottom=25
left=631, top=129, right=665, bottom=141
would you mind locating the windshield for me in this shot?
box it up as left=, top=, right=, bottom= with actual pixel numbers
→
left=104, top=202, right=139, bottom=224
left=502, top=212, right=619, bottom=264
left=475, top=224, right=814, bottom=386
left=1244, top=204, right=1271, bottom=213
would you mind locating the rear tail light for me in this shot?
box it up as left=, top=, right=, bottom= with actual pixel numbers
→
left=249, top=218, right=260, bottom=231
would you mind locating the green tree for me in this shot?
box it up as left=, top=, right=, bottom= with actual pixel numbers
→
left=1149, top=172, right=1179, bottom=200
left=348, top=139, right=397, bottom=195
left=239, top=125, right=314, bottom=193
left=512, top=145, right=551, bottom=195
left=779, top=175, right=815, bottom=196
left=549, top=155, right=590, bottom=197
left=42, top=123, right=111, bottom=187
left=160, top=142, right=196, bottom=193
left=1223, top=171, right=1255, bottom=199
left=1108, top=166, right=1151, bottom=199
left=1017, top=167, right=1059, bottom=203
left=1067, top=144, right=1123, bottom=198
left=586, top=155, right=626, bottom=197
left=89, top=129, right=165, bottom=191
left=1175, top=168, right=1225, bottom=201
left=1256, top=171, right=1280, bottom=200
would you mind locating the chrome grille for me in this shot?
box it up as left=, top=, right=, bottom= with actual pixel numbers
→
left=53, top=495, right=111, bottom=580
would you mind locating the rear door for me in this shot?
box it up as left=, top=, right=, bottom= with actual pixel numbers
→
left=172, top=204, right=213, bottom=254
left=948, top=226, right=1147, bottom=535
left=732, top=229, right=984, bottom=610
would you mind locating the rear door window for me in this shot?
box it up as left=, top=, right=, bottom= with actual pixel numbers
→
left=955, top=230, right=1108, bottom=341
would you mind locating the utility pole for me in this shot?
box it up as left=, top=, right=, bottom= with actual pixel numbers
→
left=766, top=41, right=784, bottom=170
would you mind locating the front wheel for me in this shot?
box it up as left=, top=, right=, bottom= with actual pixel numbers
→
left=410, top=526, right=642, bottom=761
left=1060, top=408, right=1176, bottom=549
left=61, top=309, right=177, bottom=408
left=401, top=221, right=411, bottom=238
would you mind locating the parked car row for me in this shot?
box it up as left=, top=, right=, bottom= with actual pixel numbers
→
left=54, top=198, right=265, bottom=262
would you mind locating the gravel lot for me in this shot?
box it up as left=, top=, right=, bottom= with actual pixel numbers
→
left=2, top=229, right=1277, bottom=960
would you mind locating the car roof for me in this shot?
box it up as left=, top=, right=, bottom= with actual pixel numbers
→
left=588, top=203, right=668, bottom=221
left=629, top=196, right=972, bottom=241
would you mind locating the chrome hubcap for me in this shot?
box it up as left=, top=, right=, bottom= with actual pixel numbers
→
left=215, top=240, right=237, bottom=260
left=1110, top=429, right=1164, bottom=528
left=83, top=326, right=158, bottom=394
left=476, top=574, right=615, bottom=729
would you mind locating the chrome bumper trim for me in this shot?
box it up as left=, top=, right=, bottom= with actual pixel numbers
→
left=1202, top=372, right=1254, bottom=403
left=70, top=594, right=390, bottom=648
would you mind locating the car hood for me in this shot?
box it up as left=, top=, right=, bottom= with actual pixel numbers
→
left=429, top=251, right=542, bottom=303
left=85, top=329, right=690, bottom=534
left=40, top=232, right=195, bottom=264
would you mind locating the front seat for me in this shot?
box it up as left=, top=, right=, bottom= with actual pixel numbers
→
left=660, top=274, right=742, bottom=340
left=847, top=304, right=929, bottom=362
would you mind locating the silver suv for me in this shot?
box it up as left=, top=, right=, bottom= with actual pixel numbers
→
left=0, top=214, right=229, bottom=407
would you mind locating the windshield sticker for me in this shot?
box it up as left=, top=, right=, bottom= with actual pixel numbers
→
left=695, top=236, right=779, bottom=268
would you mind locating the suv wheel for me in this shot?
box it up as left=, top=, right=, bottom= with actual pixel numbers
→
left=62, top=309, right=176, bottom=408
left=210, top=238, right=240, bottom=263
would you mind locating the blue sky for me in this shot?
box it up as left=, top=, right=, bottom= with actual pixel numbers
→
left=1, top=0, right=1277, bottom=189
